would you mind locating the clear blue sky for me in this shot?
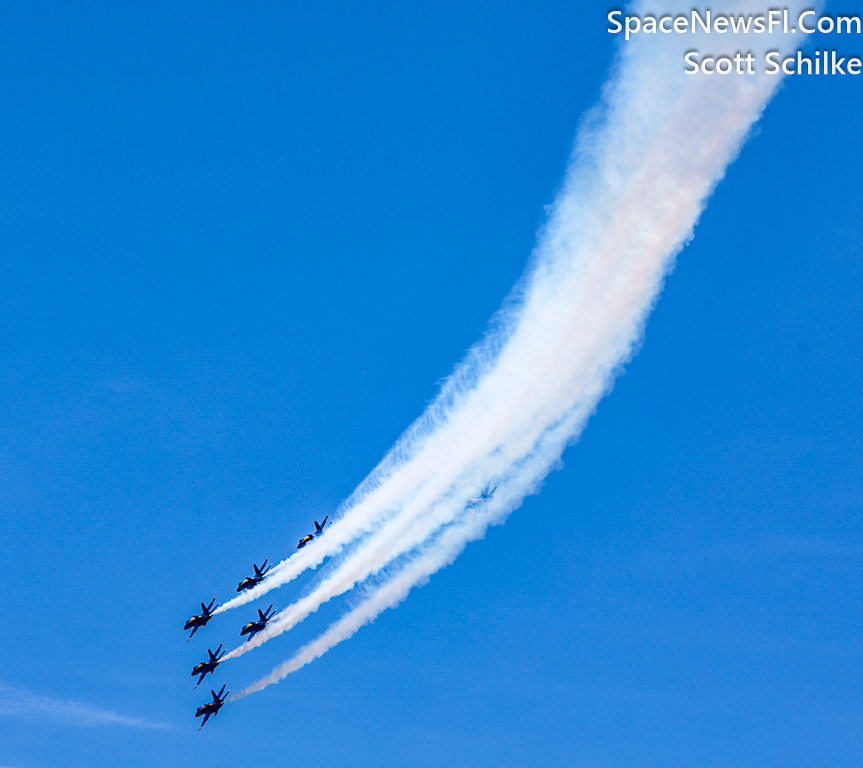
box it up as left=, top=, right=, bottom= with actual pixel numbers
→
left=1, top=2, right=861, bottom=766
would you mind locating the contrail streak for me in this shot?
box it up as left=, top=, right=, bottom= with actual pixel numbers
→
left=0, top=684, right=171, bottom=730
left=229, top=0, right=816, bottom=693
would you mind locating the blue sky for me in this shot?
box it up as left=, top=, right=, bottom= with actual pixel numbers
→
left=1, top=1, right=862, bottom=766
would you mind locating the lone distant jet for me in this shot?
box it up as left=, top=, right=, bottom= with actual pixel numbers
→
left=297, top=514, right=329, bottom=549
left=240, top=604, right=276, bottom=642
left=196, top=684, right=229, bottom=730
left=468, top=485, right=497, bottom=507
left=192, top=644, right=227, bottom=688
left=184, top=598, right=219, bottom=641
left=236, top=559, right=272, bottom=592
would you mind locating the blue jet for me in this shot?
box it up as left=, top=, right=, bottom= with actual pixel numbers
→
left=240, top=604, right=276, bottom=642
left=236, top=559, right=272, bottom=593
left=184, top=598, right=219, bottom=641
left=192, top=644, right=227, bottom=688
left=468, top=485, right=498, bottom=507
left=196, top=684, right=229, bottom=730
left=297, top=514, right=329, bottom=549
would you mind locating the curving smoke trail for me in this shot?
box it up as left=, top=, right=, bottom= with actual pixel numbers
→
left=227, top=0, right=814, bottom=696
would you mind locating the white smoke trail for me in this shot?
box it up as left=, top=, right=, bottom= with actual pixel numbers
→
left=229, top=0, right=815, bottom=692
left=231, top=510, right=492, bottom=698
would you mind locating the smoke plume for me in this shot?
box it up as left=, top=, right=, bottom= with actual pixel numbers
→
left=226, top=1, right=814, bottom=697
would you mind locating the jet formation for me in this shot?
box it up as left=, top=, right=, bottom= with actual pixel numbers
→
left=183, top=519, right=326, bottom=727
left=182, top=555, right=272, bottom=728
left=182, top=492, right=493, bottom=728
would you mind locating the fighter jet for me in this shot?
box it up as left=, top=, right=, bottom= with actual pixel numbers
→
left=195, top=684, right=229, bottom=730
left=236, top=559, right=272, bottom=593
left=184, top=598, right=219, bottom=641
left=468, top=485, right=497, bottom=507
left=240, top=604, right=275, bottom=641
left=297, top=515, right=329, bottom=549
left=192, top=644, right=227, bottom=688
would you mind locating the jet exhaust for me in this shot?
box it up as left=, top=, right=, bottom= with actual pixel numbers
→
left=220, top=0, right=815, bottom=697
